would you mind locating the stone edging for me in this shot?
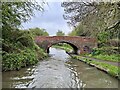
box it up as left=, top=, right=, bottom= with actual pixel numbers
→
left=70, top=55, right=119, bottom=80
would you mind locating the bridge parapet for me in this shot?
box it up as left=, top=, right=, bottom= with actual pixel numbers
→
left=35, top=36, right=97, bottom=54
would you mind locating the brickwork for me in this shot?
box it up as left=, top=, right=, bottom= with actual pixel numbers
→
left=35, top=36, right=97, bottom=54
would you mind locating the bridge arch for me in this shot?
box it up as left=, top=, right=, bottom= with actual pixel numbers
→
left=35, top=36, right=97, bottom=54
left=46, top=41, right=79, bottom=54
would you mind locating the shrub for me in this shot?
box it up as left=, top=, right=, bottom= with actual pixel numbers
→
left=2, top=48, right=38, bottom=71
left=2, top=29, right=48, bottom=71
left=16, top=34, right=34, bottom=48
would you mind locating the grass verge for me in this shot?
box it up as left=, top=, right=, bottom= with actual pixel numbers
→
left=72, top=55, right=120, bottom=80
left=87, top=54, right=120, bottom=62
left=52, top=45, right=72, bottom=52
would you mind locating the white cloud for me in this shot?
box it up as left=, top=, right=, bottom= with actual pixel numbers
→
left=22, top=2, right=72, bottom=36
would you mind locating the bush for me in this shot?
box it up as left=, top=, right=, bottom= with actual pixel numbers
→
left=16, top=34, right=34, bottom=48
left=91, top=48, right=104, bottom=56
left=91, top=47, right=119, bottom=56
left=2, top=29, right=48, bottom=71
left=106, top=39, right=120, bottom=47
left=2, top=48, right=38, bottom=71
left=97, top=32, right=110, bottom=44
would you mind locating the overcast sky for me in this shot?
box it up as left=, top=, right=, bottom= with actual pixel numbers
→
left=22, top=2, right=72, bottom=36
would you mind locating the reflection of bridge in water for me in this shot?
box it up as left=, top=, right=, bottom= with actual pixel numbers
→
left=35, top=36, right=97, bottom=54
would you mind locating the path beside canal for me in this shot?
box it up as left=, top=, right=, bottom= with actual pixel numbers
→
left=76, top=56, right=119, bottom=67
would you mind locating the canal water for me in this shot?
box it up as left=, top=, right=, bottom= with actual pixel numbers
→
left=2, top=48, right=119, bottom=88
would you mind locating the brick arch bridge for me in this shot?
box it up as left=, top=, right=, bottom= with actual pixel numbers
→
left=35, top=36, right=97, bottom=54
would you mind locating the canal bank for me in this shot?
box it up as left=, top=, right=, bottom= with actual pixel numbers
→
left=71, top=55, right=120, bottom=80
left=53, top=45, right=120, bottom=80
left=2, top=48, right=119, bottom=88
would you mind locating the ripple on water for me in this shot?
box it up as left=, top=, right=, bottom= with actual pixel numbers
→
left=2, top=48, right=119, bottom=88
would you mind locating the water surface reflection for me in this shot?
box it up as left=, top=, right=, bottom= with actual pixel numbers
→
left=2, top=48, right=119, bottom=88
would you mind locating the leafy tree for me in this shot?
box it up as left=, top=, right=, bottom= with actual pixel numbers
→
left=61, top=2, right=119, bottom=27
left=2, top=1, right=46, bottom=52
left=29, top=27, right=49, bottom=37
left=61, top=2, right=96, bottom=26
left=62, top=2, right=120, bottom=40
left=2, top=1, right=44, bottom=40
left=56, top=30, right=65, bottom=36
left=68, top=30, right=76, bottom=36
left=98, top=32, right=110, bottom=44
left=1, top=1, right=49, bottom=71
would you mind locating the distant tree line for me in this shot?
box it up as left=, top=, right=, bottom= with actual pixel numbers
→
left=56, top=30, right=65, bottom=36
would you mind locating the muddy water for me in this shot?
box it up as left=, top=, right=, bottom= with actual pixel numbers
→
left=2, top=48, right=119, bottom=88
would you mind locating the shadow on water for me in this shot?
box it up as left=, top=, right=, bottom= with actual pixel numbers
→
left=2, top=48, right=119, bottom=88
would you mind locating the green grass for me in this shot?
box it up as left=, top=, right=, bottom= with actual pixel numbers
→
left=83, top=47, right=119, bottom=62
left=72, top=55, right=120, bottom=79
left=90, top=61, right=119, bottom=78
left=52, top=44, right=72, bottom=52
left=92, top=54, right=120, bottom=62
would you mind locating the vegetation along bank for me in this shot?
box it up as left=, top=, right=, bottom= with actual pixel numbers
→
left=60, top=2, right=120, bottom=80
left=2, top=2, right=49, bottom=71
left=54, top=44, right=120, bottom=80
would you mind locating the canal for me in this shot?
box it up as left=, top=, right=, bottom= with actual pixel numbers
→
left=2, top=48, right=119, bottom=88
